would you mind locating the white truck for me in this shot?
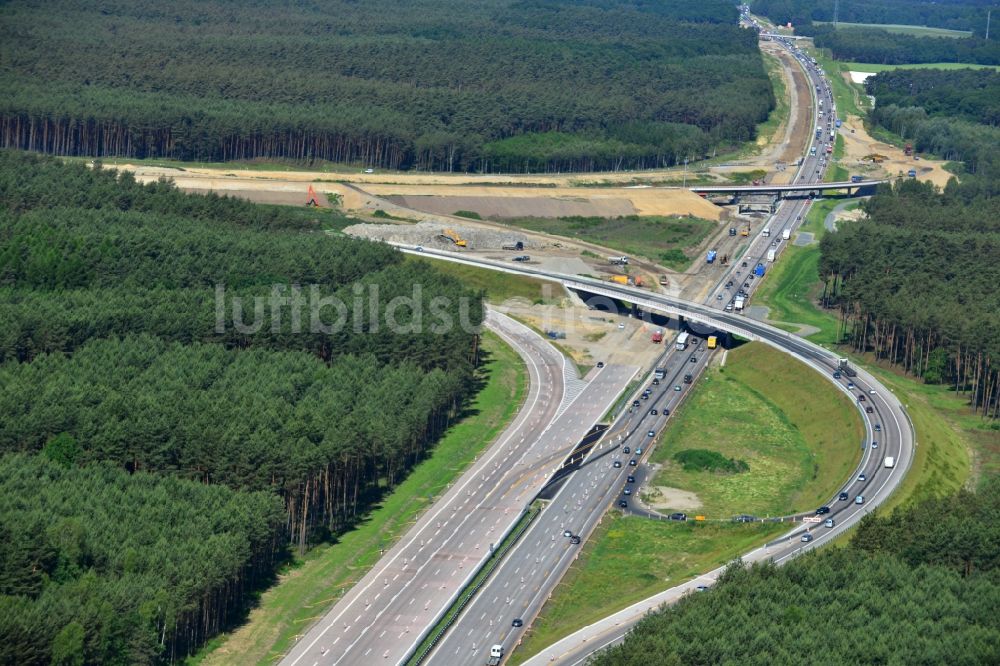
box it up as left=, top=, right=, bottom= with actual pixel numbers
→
left=762, top=227, right=771, bottom=238
left=675, top=331, right=690, bottom=351
left=734, top=296, right=745, bottom=312
left=884, top=456, right=895, bottom=468
left=487, top=644, right=504, bottom=665
left=608, top=256, right=629, bottom=265
left=782, top=228, right=791, bottom=240
left=766, top=249, right=776, bottom=262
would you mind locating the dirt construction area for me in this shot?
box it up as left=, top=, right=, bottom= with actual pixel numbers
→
left=836, top=113, right=953, bottom=188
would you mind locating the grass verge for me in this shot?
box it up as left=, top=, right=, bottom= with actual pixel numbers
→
left=510, top=516, right=788, bottom=664
left=755, top=51, right=791, bottom=152
left=407, top=255, right=562, bottom=304
left=497, top=215, right=716, bottom=271
left=195, top=331, right=528, bottom=666
left=647, top=343, right=863, bottom=517
left=814, top=21, right=972, bottom=38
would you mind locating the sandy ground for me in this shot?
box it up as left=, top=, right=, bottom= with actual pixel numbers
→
left=361, top=183, right=723, bottom=220
left=837, top=111, right=953, bottom=187
left=643, top=485, right=704, bottom=512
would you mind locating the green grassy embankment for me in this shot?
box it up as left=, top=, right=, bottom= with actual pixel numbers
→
left=498, top=215, right=717, bottom=271
left=408, top=256, right=562, bottom=304
left=196, top=331, right=527, bottom=666
left=648, top=343, right=863, bottom=517
left=509, top=516, right=787, bottom=664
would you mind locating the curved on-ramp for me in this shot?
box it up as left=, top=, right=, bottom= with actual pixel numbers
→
left=399, top=245, right=915, bottom=666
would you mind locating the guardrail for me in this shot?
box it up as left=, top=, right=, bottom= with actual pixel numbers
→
left=407, top=504, right=541, bottom=666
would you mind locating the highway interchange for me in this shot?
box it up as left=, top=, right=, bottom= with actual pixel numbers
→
left=283, top=17, right=916, bottom=666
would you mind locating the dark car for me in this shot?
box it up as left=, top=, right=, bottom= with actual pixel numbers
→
left=662, top=408, right=670, bottom=416
left=596, top=361, right=605, bottom=368
left=866, top=406, right=874, bottom=413
left=627, top=475, right=635, bottom=483
left=652, top=378, right=660, bottom=385
left=629, top=459, right=637, bottom=466
left=816, top=506, right=831, bottom=515
left=689, top=356, right=697, bottom=363
left=647, top=430, right=655, bottom=438
left=619, top=499, right=628, bottom=508
left=570, top=535, right=581, bottom=544
left=623, top=446, right=631, bottom=454
left=833, top=371, right=841, bottom=379
left=613, top=460, right=622, bottom=468
left=801, top=533, right=814, bottom=543
left=742, top=261, right=748, bottom=267
left=669, top=512, right=687, bottom=521
left=623, top=487, right=632, bottom=496
left=632, top=400, right=640, bottom=407
left=838, top=492, right=849, bottom=501
left=858, top=394, right=866, bottom=402
left=512, top=618, right=524, bottom=627
left=732, top=514, right=756, bottom=523
left=874, top=424, right=881, bottom=432
left=650, top=408, right=658, bottom=416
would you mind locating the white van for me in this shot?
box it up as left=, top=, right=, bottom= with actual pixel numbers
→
left=884, top=456, right=895, bottom=468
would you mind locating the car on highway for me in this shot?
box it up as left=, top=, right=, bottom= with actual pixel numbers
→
left=635, top=447, right=643, bottom=454
left=833, top=371, right=841, bottom=379
left=871, top=441, right=878, bottom=449
left=674, top=385, right=682, bottom=391
left=627, top=475, right=635, bottom=483
left=689, top=356, right=697, bottom=363
left=652, top=378, right=659, bottom=385
left=618, top=499, right=628, bottom=508
left=858, top=473, right=867, bottom=482
left=858, top=395, right=866, bottom=402
left=563, top=530, right=573, bottom=537
left=415, top=246, right=424, bottom=252
left=801, top=533, right=814, bottom=543
left=623, top=446, right=631, bottom=454
left=839, top=492, right=849, bottom=501
left=669, top=512, right=687, bottom=521
left=725, top=303, right=733, bottom=311
left=717, top=294, right=723, bottom=300
left=629, top=459, right=637, bottom=466
left=855, top=495, right=865, bottom=505
left=570, top=535, right=581, bottom=544
left=695, top=585, right=709, bottom=592
left=650, top=408, right=658, bottom=416
left=866, top=406, right=874, bottom=413
left=733, top=514, right=756, bottom=523
left=847, top=382, right=855, bottom=389
left=647, top=430, right=655, bottom=438
left=869, top=389, right=876, bottom=395
left=512, top=618, right=524, bottom=627
left=874, top=424, right=881, bottom=432
left=824, top=518, right=835, bottom=528
left=613, top=460, right=622, bottom=468
left=623, top=487, right=632, bottom=495
left=816, top=506, right=831, bottom=515
left=632, top=400, right=640, bottom=407
left=597, top=361, right=605, bottom=368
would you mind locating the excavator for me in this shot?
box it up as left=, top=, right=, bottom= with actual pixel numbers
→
left=438, top=229, right=468, bottom=247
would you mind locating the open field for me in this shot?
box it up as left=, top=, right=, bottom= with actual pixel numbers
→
left=510, top=515, right=788, bottom=664
left=405, top=256, right=562, bottom=304
left=497, top=215, right=716, bottom=271
left=846, top=61, right=1000, bottom=73
left=814, top=21, right=972, bottom=38
left=197, top=332, right=527, bottom=666
left=647, top=344, right=863, bottom=517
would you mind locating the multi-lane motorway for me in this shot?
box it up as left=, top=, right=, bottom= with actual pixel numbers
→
left=281, top=311, right=638, bottom=666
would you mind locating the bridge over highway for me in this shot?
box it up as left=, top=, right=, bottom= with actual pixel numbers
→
left=690, top=179, right=886, bottom=196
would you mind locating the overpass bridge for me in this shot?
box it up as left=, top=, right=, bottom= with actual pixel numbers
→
left=690, top=179, right=885, bottom=196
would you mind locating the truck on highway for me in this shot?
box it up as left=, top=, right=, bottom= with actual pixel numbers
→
left=501, top=241, right=524, bottom=251
left=707, top=335, right=718, bottom=349
left=766, top=249, right=776, bottom=262
left=754, top=263, right=766, bottom=277
left=782, top=229, right=791, bottom=240
left=608, top=256, right=629, bottom=265
left=850, top=175, right=863, bottom=183
left=762, top=227, right=771, bottom=238
left=830, top=131, right=835, bottom=141
left=838, top=358, right=858, bottom=377
left=734, top=296, right=745, bottom=311
left=675, top=331, right=690, bottom=351
left=654, top=367, right=667, bottom=379
left=488, top=644, right=504, bottom=665
left=809, top=146, right=817, bottom=156
left=884, top=456, right=895, bottom=469
left=706, top=249, right=718, bottom=264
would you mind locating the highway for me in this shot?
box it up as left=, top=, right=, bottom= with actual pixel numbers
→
left=400, top=28, right=913, bottom=666
left=280, top=310, right=638, bottom=666
left=689, top=179, right=884, bottom=194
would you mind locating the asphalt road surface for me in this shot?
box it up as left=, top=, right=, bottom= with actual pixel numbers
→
left=281, top=310, right=638, bottom=666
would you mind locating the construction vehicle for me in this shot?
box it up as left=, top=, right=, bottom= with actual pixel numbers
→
left=501, top=241, right=524, bottom=251
left=608, top=256, right=629, bottom=265
left=720, top=254, right=729, bottom=266
left=651, top=329, right=664, bottom=343
left=609, top=275, right=642, bottom=287
left=865, top=154, right=887, bottom=164
left=707, top=336, right=718, bottom=349
left=741, top=225, right=750, bottom=237
left=904, top=143, right=913, bottom=156
left=658, top=274, right=669, bottom=286
left=306, top=185, right=320, bottom=207
left=438, top=229, right=467, bottom=247
left=850, top=175, right=863, bottom=183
